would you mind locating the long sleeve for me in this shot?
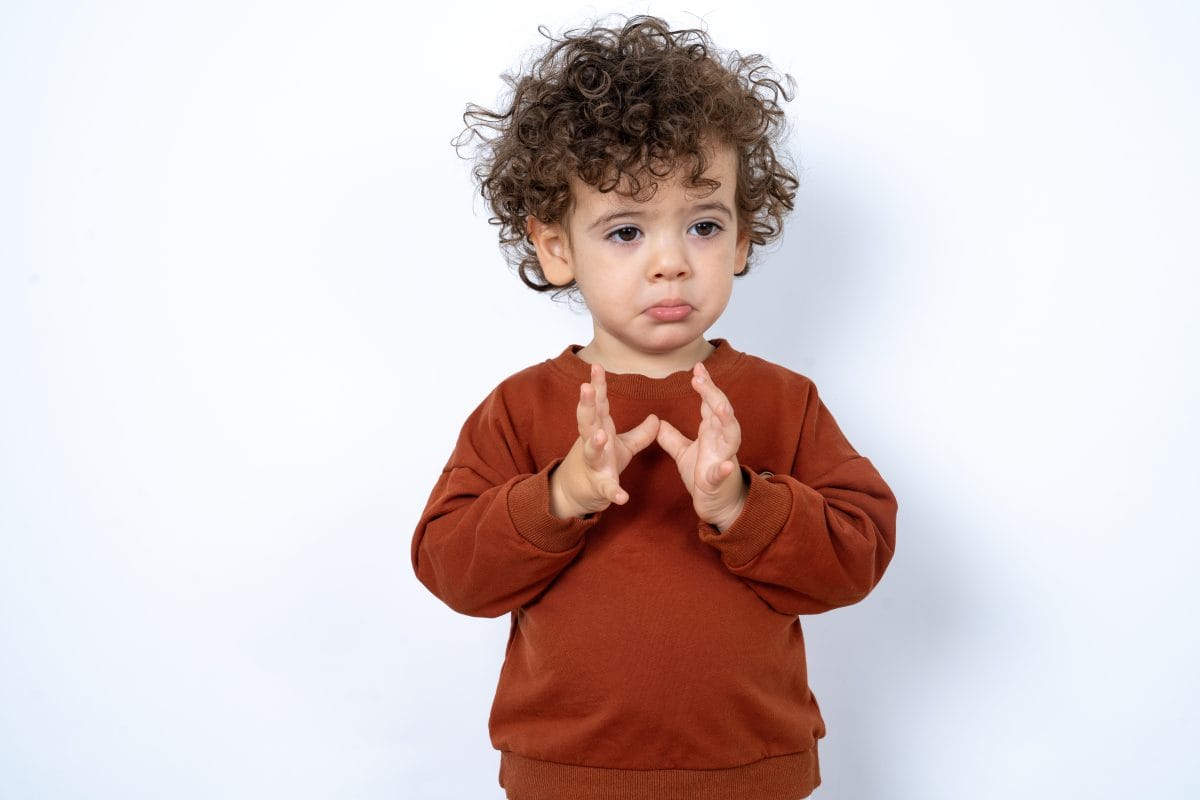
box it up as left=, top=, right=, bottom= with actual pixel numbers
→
left=412, top=386, right=596, bottom=618
left=697, top=381, right=897, bottom=616
left=420, top=342, right=889, bottom=793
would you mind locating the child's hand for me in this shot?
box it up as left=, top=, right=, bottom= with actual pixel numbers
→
left=550, top=363, right=660, bottom=519
left=656, top=362, right=748, bottom=531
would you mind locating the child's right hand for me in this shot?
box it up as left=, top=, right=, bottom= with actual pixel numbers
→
left=549, top=363, right=659, bottom=519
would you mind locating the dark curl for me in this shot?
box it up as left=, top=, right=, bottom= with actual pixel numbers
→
left=453, top=14, right=800, bottom=294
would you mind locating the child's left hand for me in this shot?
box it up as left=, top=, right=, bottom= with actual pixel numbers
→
left=656, top=362, right=748, bottom=532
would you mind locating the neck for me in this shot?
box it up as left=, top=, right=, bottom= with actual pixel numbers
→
left=577, top=337, right=715, bottom=378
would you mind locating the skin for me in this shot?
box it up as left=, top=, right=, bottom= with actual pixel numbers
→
left=526, top=144, right=750, bottom=531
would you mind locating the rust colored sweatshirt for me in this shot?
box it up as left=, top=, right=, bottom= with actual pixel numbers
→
left=412, top=340, right=897, bottom=800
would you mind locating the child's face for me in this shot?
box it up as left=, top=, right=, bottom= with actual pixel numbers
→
left=532, top=144, right=750, bottom=376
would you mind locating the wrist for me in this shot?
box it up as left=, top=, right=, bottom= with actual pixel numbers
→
left=548, top=465, right=576, bottom=519
left=711, top=501, right=744, bottom=532
left=710, top=469, right=749, bottom=532
left=549, top=459, right=590, bottom=519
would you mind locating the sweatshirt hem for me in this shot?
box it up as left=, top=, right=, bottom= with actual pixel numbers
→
left=498, top=747, right=819, bottom=800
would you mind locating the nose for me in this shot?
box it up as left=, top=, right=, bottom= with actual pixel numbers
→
left=647, top=235, right=690, bottom=281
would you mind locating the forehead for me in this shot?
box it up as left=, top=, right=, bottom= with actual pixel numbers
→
left=568, top=145, right=739, bottom=211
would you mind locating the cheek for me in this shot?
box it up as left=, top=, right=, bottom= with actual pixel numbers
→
left=709, top=274, right=735, bottom=310
left=574, top=274, right=628, bottom=313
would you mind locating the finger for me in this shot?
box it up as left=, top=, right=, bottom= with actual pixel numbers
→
left=617, top=414, right=660, bottom=456
left=697, top=407, right=722, bottom=441
left=703, top=458, right=737, bottom=488
left=696, top=420, right=737, bottom=481
left=581, top=426, right=608, bottom=468
left=692, top=363, right=735, bottom=421
left=692, top=385, right=740, bottom=454
left=655, top=419, right=692, bottom=461
left=597, top=476, right=627, bottom=506
left=577, top=381, right=596, bottom=427
left=592, top=364, right=611, bottom=423
left=704, top=402, right=741, bottom=453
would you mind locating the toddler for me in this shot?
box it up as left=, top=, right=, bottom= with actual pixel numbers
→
left=412, top=15, right=897, bottom=800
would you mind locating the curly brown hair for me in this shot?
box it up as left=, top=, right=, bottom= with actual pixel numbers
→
left=454, top=14, right=800, bottom=294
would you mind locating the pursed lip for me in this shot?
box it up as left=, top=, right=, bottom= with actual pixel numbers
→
left=644, top=299, right=694, bottom=322
left=646, top=298, right=692, bottom=311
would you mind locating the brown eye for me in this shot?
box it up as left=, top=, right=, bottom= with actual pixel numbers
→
left=692, top=221, right=721, bottom=237
left=609, top=226, right=640, bottom=243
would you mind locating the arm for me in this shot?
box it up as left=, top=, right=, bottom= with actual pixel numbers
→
left=413, top=451, right=594, bottom=619
left=698, top=453, right=896, bottom=616
left=660, top=366, right=897, bottom=616
left=412, top=368, right=659, bottom=618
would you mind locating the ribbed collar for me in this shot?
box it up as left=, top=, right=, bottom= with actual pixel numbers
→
left=547, top=338, right=745, bottom=400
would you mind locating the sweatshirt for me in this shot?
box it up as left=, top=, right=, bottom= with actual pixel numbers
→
left=412, top=339, right=898, bottom=800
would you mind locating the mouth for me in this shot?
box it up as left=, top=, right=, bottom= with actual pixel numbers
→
left=645, top=301, right=694, bottom=322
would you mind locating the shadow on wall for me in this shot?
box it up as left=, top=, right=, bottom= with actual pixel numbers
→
left=721, top=178, right=981, bottom=798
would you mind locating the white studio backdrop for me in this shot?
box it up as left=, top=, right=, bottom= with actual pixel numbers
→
left=1, top=1, right=1197, bottom=798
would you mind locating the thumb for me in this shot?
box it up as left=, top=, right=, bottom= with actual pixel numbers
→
left=617, top=413, right=661, bottom=456
left=655, top=419, right=692, bottom=461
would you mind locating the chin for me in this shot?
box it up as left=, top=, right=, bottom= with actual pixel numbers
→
left=640, top=329, right=708, bottom=354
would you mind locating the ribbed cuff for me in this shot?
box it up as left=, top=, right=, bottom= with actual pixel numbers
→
left=697, top=467, right=792, bottom=567
left=507, top=459, right=597, bottom=553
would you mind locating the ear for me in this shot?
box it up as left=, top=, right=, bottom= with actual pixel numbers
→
left=733, top=225, right=751, bottom=276
left=526, top=215, right=574, bottom=286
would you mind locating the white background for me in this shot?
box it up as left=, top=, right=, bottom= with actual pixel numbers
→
left=2, top=1, right=1198, bottom=798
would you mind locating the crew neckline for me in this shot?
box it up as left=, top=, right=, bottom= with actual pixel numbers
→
left=548, top=338, right=744, bottom=400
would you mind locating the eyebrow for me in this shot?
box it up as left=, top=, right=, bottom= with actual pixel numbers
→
left=586, top=201, right=734, bottom=232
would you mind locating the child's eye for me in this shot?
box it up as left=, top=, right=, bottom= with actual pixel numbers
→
left=608, top=226, right=641, bottom=243
left=691, top=221, right=722, bottom=237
